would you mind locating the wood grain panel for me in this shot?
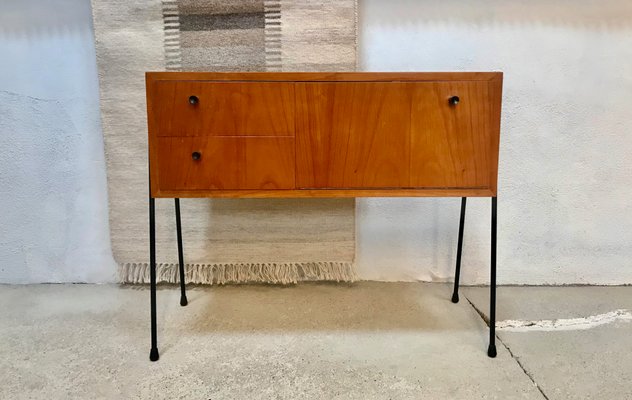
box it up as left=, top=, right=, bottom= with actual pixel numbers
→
left=151, top=81, right=294, bottom=137
left=156, top=137, right=295, bottom=190
left=488, top=75, right=503, bottom=196
left=153, top=188, right=495, bottom=198
left=295, top=82, right=411, bottom=188
left=410, top=81, right=493, bottom=188
left=146, top=72, right=503, bottom=198
left=147, top=71, right=502, bottom=82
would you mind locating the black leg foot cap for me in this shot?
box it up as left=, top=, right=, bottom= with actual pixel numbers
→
left=180, top=294, right=188, bottom=307
left=451, top=293, right=459, bottom=303
left=150, top=348, right=160, bottom=362
left=487, top=344, right=497, bottom=358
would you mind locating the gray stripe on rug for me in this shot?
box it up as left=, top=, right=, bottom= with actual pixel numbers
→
left=179, top=12, right=265, bottom=31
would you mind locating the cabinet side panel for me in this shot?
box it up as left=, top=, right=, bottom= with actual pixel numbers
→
left=146, top=74, right=160, bottom=197
left=295, top=82, right=411, bottom=188
left=489, top=75, right=503, bottom=196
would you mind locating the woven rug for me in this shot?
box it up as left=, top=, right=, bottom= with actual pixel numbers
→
left=91, top=0, right=357, bottom=284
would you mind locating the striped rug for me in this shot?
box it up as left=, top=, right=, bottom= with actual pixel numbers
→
left=160, top=0, right=356, bottom=72
left=91, top=0, right=358, bottom=284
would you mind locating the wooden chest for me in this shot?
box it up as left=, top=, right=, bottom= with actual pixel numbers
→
left=144, top=71, right=504, bottom=361
left=146, top=72, right=502, bottom=198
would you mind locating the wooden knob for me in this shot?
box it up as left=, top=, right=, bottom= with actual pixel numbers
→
left=189, top=95, right=199, bottom=105
left=449, top=96, right=460, bottom=106
left=191, top=151, right=201, bottom=160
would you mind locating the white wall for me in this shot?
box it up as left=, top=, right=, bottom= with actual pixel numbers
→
left=0, top=0, right=116, bottom=283
left=356, top=0, right=632, bottom=284
left=1, top=0, right=631, bottom=284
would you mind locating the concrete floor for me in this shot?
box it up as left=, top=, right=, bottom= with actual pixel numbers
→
left=0, top=283, right=630, bottom=399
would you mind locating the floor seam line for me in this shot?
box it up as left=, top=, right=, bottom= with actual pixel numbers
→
left=464, top=295, right=490, bottom=326
left=463, top=295, right=550, bottom=400
left=497, top=337, right=550, bottom=400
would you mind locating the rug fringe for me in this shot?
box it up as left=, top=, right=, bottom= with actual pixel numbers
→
left=119, top=262, right=358, bottom=285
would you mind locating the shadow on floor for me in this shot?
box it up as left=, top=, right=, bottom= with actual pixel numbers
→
left=121, top=281, right=480, bottom=333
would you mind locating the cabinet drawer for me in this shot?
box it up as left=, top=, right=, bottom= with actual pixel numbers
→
left=151, top=81, right=295, bottom=137
left=156, top=137, right=295, bottom=190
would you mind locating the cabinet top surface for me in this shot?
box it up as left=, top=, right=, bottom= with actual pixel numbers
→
left=146, top=71, right=503, bottom=82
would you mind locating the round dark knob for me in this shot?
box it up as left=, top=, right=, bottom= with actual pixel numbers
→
left=449, top=96, right=460, bottom=106
left=191, top=151, right=201, bottom=161
left=188, top=95, right=199, bottom=105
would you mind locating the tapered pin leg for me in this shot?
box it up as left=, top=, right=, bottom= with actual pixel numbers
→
left=175, top=198, right=187, bottom=306
left=149, top=196, right=159, bottom=362
left=452, top=197, right=467, bottom=303
left=488, top=196, right=497, bottom=358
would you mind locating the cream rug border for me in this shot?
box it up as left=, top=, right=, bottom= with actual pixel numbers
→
left=121, top=262, right=357, bottom=285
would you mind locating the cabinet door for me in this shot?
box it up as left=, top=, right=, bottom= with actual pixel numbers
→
left=295, top=82, right=411, bottom=189
left=410, top=81, right=492, bottom=188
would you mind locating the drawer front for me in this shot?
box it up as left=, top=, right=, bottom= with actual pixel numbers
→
left=410, top=81, right=492, bottom=188
left=156, top=137, right=295, bottom=190
left=151, top=81, right=295, bottom=137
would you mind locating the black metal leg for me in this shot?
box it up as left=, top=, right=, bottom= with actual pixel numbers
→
left=149, top=196, right=159, bottom=362
left=488, top=196, right=497, bottom=358
left=175, top=198, right=188, bottom=306
left=451, top=197, right=467, bottom=303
